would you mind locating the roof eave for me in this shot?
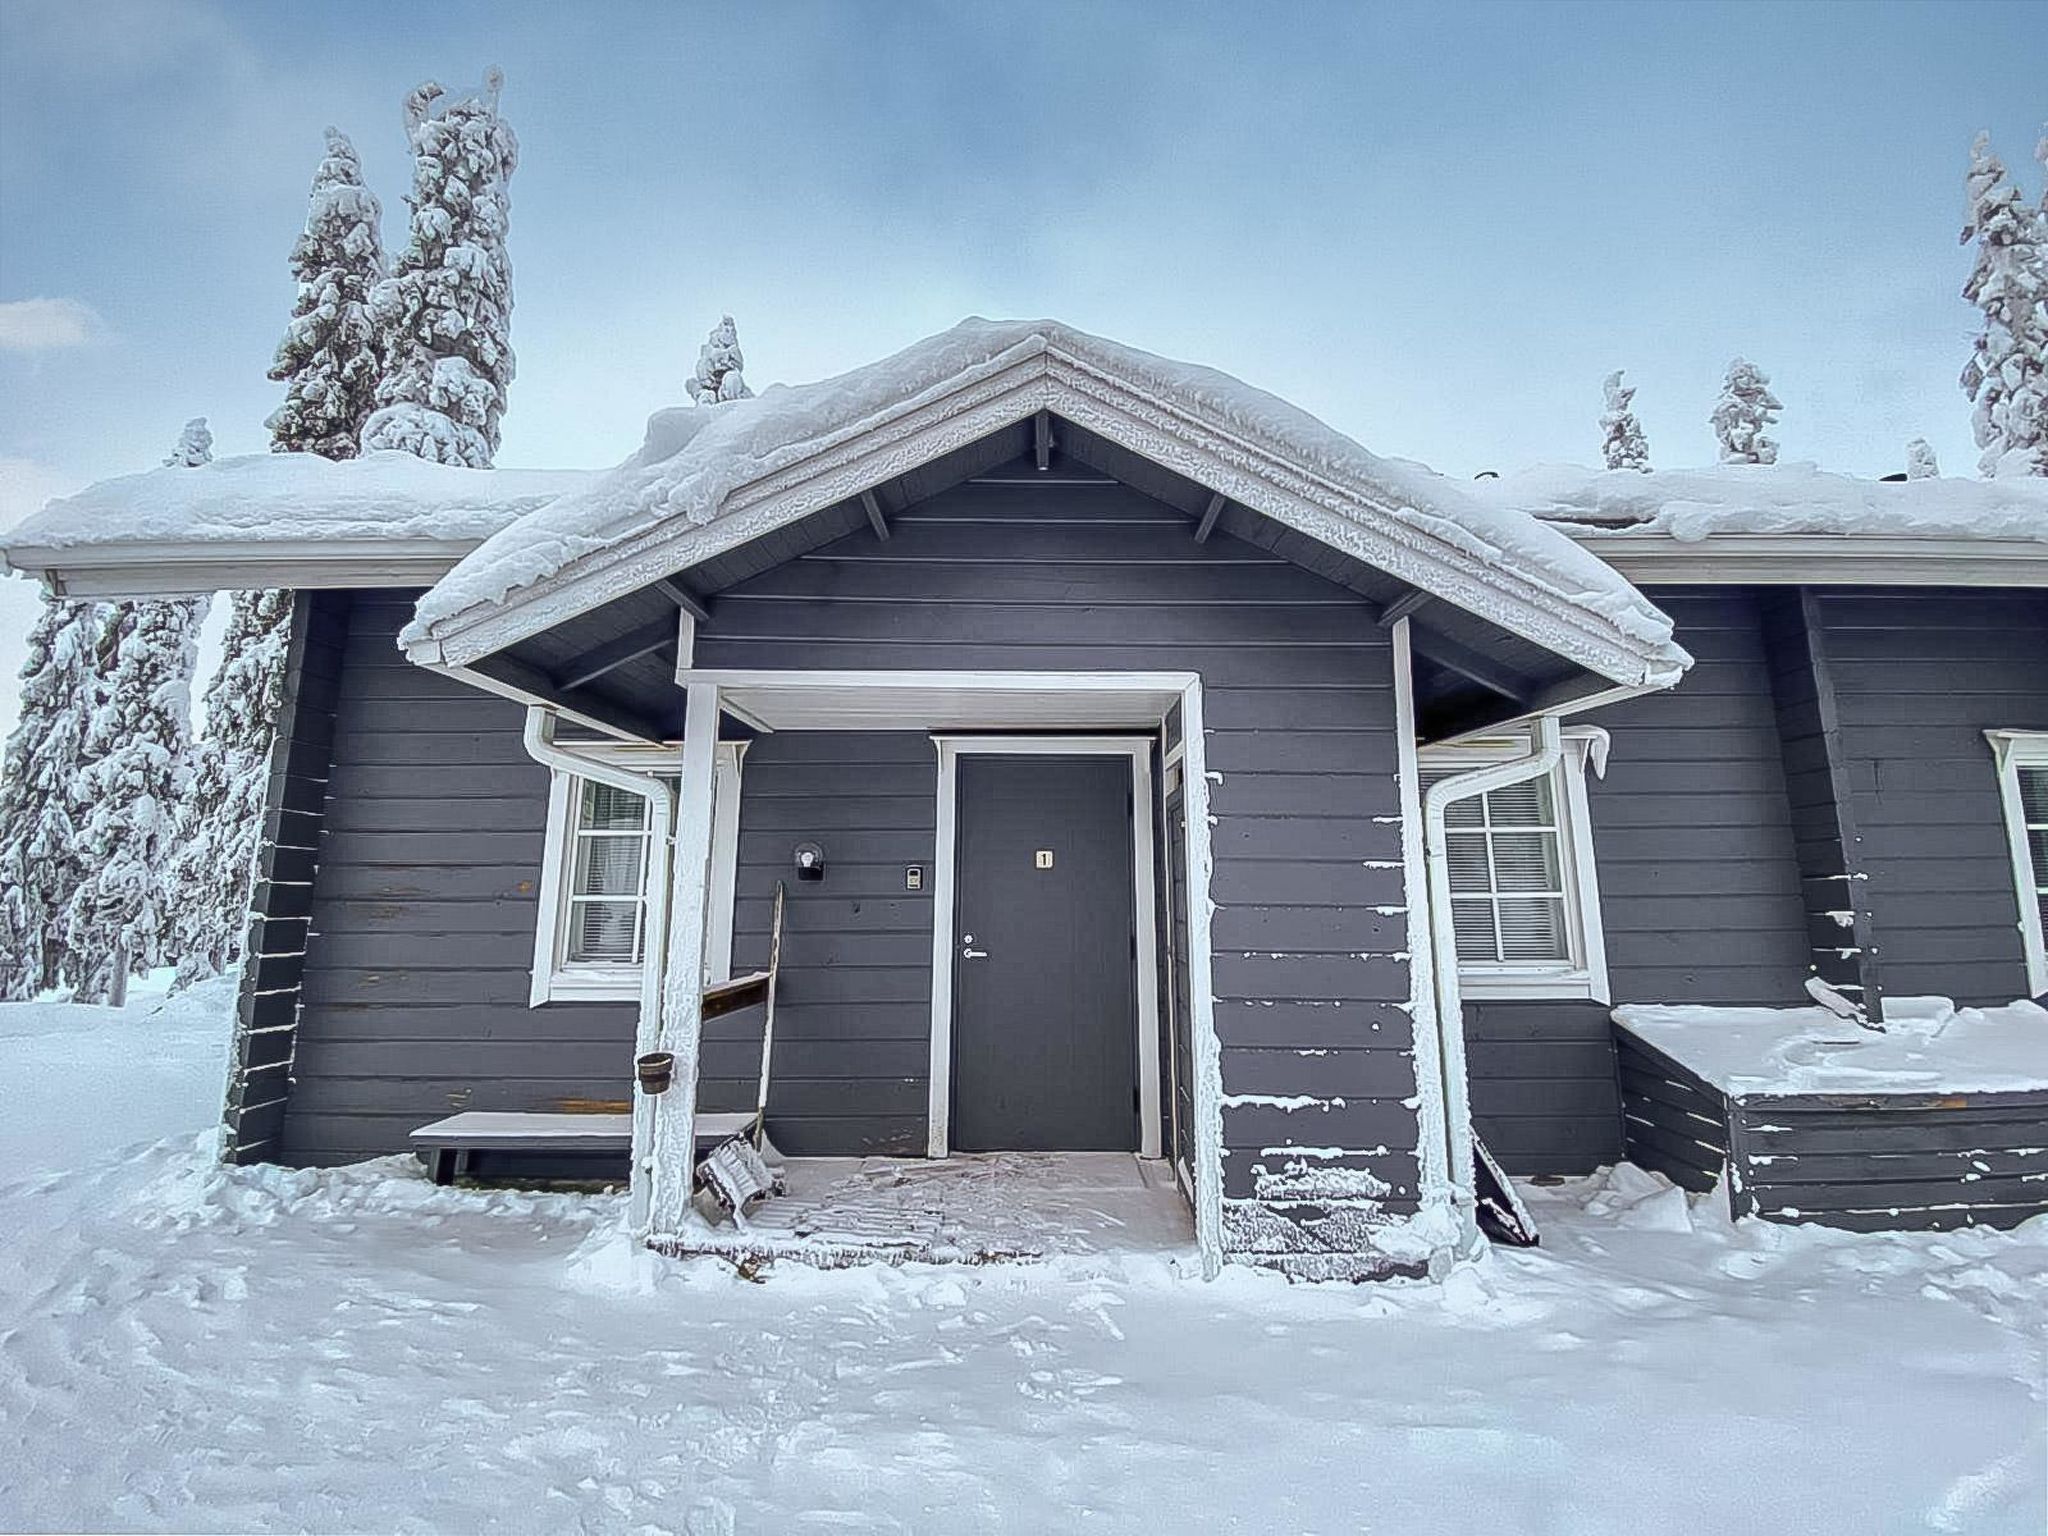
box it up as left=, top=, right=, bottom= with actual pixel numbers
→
left=410, top=347, right=1686, bottom=689
left=1562, top=532, right=2048, bottom=587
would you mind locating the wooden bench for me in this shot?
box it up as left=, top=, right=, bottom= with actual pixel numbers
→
left=410, top=1109, right=772, bottom=1185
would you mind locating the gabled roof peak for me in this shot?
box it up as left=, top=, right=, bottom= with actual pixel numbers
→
left=404, top=318, right=1688, bottom=688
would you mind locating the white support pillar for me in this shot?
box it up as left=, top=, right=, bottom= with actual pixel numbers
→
left=645, top=681, right=721, bottom=1239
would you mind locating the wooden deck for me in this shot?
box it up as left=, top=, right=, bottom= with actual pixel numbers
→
left=1615, top=1023, right=2048, bottom=1231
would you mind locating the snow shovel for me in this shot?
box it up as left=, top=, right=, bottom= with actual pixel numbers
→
left=696, top=882, right=788, bottom=1223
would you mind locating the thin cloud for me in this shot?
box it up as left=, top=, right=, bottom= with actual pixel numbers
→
left=0, top=298, right=106, bottom=352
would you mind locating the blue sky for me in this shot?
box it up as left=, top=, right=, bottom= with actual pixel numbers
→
left=0, top=0, right=2043, bottom=723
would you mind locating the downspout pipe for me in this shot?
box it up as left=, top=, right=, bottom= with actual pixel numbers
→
left=521, top=707, right=678, bottom=1234
left=1420, top=713, right=1564, bottom=1257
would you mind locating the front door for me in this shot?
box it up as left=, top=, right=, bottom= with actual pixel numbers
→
left=951, top=753, right=1138, bottom=1152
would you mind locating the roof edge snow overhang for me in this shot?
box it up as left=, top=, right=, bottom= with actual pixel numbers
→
left=405, top=341, right=1687, bottom=690
left=2, top=537, right=479, bottom=599
left=1554, top=532, right=2048, bottom=587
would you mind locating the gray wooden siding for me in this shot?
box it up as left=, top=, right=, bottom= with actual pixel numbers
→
left=1465, top=589, right=1809, bottom=1175
left=1617, top=1021, right=2048, bottom=1232
left=223, top=590, right=350, bottom=1163
left=719, top=731, right=935, bottom=1157
left=278, top=591, right=639, bottom=1165
left=1812, top=588, right=2048, bottom=1004
left=696, top=462, right=1420, bottom=1256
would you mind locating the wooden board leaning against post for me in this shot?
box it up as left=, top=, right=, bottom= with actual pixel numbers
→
left=696, top=881, right=788, bottom=1223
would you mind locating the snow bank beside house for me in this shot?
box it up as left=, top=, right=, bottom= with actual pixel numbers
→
left=403, top=317, right=1684, bottom=675
left=1616, top=996, right=2048, bottom=1099
left=1, top=450, right=589, bottom=551
left=1475, top=460, right=2048, bottom=542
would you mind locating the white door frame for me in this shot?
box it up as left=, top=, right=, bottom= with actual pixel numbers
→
left=929, top=734, right=1163, bottom=1161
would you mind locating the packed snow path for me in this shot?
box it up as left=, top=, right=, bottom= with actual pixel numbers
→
left=0, top=996, right=2043, bottom=1533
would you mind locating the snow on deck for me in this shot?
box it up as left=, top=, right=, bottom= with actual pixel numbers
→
left=1, top=988, right=2045, bottom=1531
left=1473, top=460, right=2048, bottom=543
left=1, top=451, right=590, bottom=552
left=657, top=1152, right=1192, bottom=1268
left=1616, top=997, right=2048, bottom=1099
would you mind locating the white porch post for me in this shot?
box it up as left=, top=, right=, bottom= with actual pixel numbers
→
left=645, top=681, right=720, bottom=1239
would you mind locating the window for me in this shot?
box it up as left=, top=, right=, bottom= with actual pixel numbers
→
left=529, top=742, right=748, bottom=1006
left=1989, top=730, right=2048, bottom=997
left=1419, top=733, right=1609, bottom=1002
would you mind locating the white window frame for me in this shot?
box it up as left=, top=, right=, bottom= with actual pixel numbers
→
left=529, top=739, right=746, bottom=1005
left=1418, top=728, right=1610, bottom=1003
left=1988, top=729, right=2048, bottom=997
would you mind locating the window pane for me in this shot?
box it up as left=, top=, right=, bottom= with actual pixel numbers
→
left=1485, top=777, right=1553, bottom=827
left=2022, top=767, right=2048, bottom=826
left=2029, top=827, right=2048, bottom=888
left=1450, top=899, right=1499, bottom=961
left=574, top=833, right=645, bottom=897
left=579, top=780, right=648, bottom=832
left=1490, top=830, right=1562, bottom=894
left=1443, top=794, right=1484, bottom=829
left=1496, top=897, right=1569, bottom=961
left=568, top=900, right=640, bottom=963
left=1445, top=832, right=1493, bottom=893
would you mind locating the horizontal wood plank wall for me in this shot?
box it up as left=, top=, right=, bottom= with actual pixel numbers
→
left=1811, top=588, right=2048, bottom=1004
left=277, top=591, right=638, bottom=1165
left=1464, top=589, right=1809, bottom=1175
left=1735, top=1088, right=2048, bottom=1231
left=719, top=731, right=935, bottom=1156
left=223, top=590, right=350, bottom=1163
left=695, top=460, right=1417, bottom=1273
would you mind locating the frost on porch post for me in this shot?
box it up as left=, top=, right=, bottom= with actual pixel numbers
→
left=642, top=681, right=720, bottom=1241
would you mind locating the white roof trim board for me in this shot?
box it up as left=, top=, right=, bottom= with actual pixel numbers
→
left=400, top=319, right=1690, bottom=688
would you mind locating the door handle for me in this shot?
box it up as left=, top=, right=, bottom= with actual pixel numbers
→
left=961, top=945, right=988, bottom=959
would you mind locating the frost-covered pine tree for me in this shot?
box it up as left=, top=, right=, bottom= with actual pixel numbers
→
left=266, top=128, right=387, bottom=459
left=361, top=70, right=518, bottom=466
left=1958, top=132, right=2048, bottom=477
left=688, top=315, right=754, bottom=404
left=169, top=588, right=293, bottom=988
left=1599, top=370, right=1651, bottom=471
left=1711, top=358, right=1782, bottom=465
left=66, top=423, right=210, bottom=1005
left=0, top=598, right=102, bottom=998
left=1906, top=438, right=1939, bottom=479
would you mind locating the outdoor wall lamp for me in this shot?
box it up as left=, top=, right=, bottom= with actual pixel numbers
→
left=794, top=842, right=825, bottom=882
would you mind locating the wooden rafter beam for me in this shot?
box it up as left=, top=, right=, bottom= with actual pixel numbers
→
left=554, top=617, right=680, bottom=693
left=861, top=489, right=890, bottom=542
left=1193, top=492, right=1226, bottom=543
left=1376, top=589, right=1434, bottom=628
left=654, top=576, right=711, bottom=624
left=1409, top=626, right=1536, bottom=704
left=1035, top=410, right=1053, bottom=471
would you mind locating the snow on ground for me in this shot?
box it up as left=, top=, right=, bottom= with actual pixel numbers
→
left=1618, top=996, right=2048, bottom=1098
left=2, top=990, right=2045, bottom=1533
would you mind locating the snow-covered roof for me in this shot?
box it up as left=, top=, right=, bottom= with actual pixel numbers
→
left=1474, top=461, right=2048, bottom=543
left=2, top=452, right=591, bottom=597
left=1617, top=998, right=2048, bottom=1099
left=403, top=318, right=1689, bottom=688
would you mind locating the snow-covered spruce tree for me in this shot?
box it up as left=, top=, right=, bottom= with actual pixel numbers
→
left=360, top=70, right=518, bottom=467
left=65, top=423, right=211, bottom=1005
left=688, top=315, right=754, bottom=405
left=1906, top=438, right=1939, bottom=479
left=0, top=597, right=102, bottom=998
left=1600, top=370, right=1651, bottom=471
left=1711, top=358, right=1782, bottom=465
left=169, top=587, right=293, bottom=988
left=266, top=128, right=387, bottom=459
left=1959, top=132, right=2048, bottom=477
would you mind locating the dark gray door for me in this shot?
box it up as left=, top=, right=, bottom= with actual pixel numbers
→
left=952, top=754, right=1138, bottom=1152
